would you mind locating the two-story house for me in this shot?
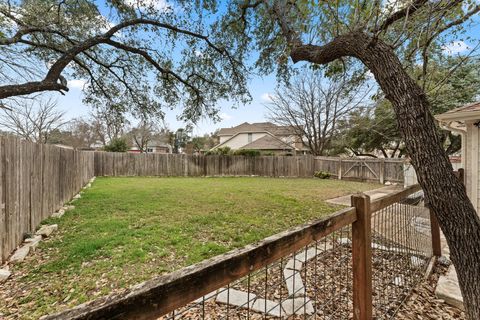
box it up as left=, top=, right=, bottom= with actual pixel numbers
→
left=211, top=122, right=309, bottom=155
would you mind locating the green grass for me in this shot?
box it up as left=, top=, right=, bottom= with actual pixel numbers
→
left=0, top=177, right=377, bottom=319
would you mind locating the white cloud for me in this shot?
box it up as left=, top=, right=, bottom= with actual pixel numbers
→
left=261, top=93, right=274, bottom=102
left=68, top=79, right=87, bottom=89
left=124, top=0, right=171, bottom=12
left=219, top=112, right=232, bottom=121
left=443, top=41, right=470, bottom=55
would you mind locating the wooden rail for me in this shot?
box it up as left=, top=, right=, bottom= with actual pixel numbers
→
left=370, top=184, right=422, bottom=212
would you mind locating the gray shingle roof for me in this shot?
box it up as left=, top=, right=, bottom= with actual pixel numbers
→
left=217, top=122, right=298, bottom=136
left=240, top=134, right=294, bottom=150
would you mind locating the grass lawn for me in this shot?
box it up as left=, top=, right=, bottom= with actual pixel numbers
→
left=0, top=177, right=377, bottom=319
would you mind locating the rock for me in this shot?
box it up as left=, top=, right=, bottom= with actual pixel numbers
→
left=437, top=256, right=451, bottom=267
left=393, top=276, right=405, bottom=287
left=36, top=224, right=58, bottom=237
left=63, top=205, right=75, bottom=211
left=73, top=194, right=81, bottom=200
left=0, top=268, right=11, bottom=283
left=410, top=256, right=424, bottom=267
left=337, top=238, right=351, bottom=246
left=435, top=267, right=464, bottom=310
left=251, top=298, right=283, bottom=317
left=215, top=288, right=256, bottom=308
left=9, top=245, right=30, bottom=263
left=283, top=269, right=305, bottom=297
left=294, top=247, right=318, bottom=263
left=385, top=181, right=392, bottom=186
left=285, top=259, right=303, bottom=271
left=281, top=298, right=314, bottom=315
left=24, top=235, right=42, bottom=250
left=51, top=209, right=65, bottom=218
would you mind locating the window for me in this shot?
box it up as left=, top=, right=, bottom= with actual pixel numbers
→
left=147, top=148, right=154, bottom=153
left=248, top=133, right=253, bottom=143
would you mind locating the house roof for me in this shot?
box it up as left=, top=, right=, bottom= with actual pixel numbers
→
left=240, top=134, right=294, bottom=150
left=217, top=122, right=298, bottom=136
left=436, top=101, right=480, bottom=122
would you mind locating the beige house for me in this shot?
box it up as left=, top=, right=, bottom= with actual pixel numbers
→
left=212, top=122, right=309, bottom=155
left=436, top=101, right=480, bottom=212
left=129, top=140, right=172, bottom=154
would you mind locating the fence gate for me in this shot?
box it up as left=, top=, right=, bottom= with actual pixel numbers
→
left=341, top=159, right=382, bottom=182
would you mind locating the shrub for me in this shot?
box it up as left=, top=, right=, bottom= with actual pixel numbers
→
left=233, top=149, right=261, bottom=156
left=205, top=146, right=232, bottom=155
left=314, top=171, right=331, bottom=179
left=104, top=138, right=128, bottom=152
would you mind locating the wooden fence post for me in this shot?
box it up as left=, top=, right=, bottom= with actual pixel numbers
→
left=351, top=194, right=373, bottom=320
left=379, top=159, right=385, bottom=184
left=338, top=159, right=343, bottom=180
left=429, top=208, right=442, bottom=257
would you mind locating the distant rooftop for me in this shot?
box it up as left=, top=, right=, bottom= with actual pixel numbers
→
left=240, top=134, right=294, bottom=150
left=217, top=122, right=298, bottom=136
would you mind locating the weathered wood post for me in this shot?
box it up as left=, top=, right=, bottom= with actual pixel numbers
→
left=338, top=158, right=343, bottom=180
left=351, top=194, right=373, bottom=320
left=429, top=208, right=442, bottom=257
left=379, top=159, right=385, bottom=184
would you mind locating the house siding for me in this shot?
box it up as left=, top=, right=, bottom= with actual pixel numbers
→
left=219, top=133, right=268, bottom=149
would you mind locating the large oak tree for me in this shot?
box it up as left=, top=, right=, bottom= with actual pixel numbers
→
left=220, top=0, right=480, bottom=318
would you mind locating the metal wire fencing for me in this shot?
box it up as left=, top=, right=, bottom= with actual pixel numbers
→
left=159, top=227, right=353, bottom=320
left=371, top=190, right=432, bottom=319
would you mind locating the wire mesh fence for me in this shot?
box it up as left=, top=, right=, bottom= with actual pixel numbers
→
left=159, top=227, right=353, bottom=319
left=159, top=190, right=432, bottom=319
left=371, top=190, right=432, bottom=319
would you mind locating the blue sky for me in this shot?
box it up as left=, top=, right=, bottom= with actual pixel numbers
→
left=53, top=1, right=480, bottom=137
left=58, top=73, right=278, bottom=136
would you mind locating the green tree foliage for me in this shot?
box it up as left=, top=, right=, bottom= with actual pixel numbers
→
left=336, top=101, right=403, bottom=158
left=104, top=138, right=128, bottom=152
left=336, top=57, right=480, bottom=157
left=0, top=0, right=249, bottom=122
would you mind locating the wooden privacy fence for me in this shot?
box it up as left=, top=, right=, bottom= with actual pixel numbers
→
left=0, top=136, right=94, bottom=263
left=94, top=152, right=316, bottom=178
left=314, top=157, right=405, bottom=183
left=94, top=152, right=406, bottom=183
left=45, top=184, right=439, bottom=320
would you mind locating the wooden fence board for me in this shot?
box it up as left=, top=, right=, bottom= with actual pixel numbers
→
left=0, top=136, right=94, bottom=263
left=93, top=153, right=406, bottom=183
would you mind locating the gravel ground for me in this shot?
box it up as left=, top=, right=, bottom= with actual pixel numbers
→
left=396, top=264, right=465, bottom=320
left=160, top=235, right=437, bottom=320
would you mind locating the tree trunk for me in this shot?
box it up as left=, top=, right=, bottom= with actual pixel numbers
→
left=291, top=32, right=480, bottom=319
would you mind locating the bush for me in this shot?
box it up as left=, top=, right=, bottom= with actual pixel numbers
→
left=314, top=171, right=331, bottom=179
left=104, top=138, right=128, bottom=152
left=233, top=149, right=261, bottom=156
left=262, top=151, right=276, bottom=156
left=205, top=146, right=232, bottom=155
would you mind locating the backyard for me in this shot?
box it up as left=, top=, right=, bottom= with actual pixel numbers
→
left=0, top=177, right=376, bottom=319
